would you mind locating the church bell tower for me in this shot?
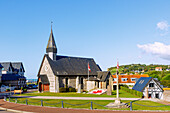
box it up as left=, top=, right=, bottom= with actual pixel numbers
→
left=46, top=24, right=57, bottom=60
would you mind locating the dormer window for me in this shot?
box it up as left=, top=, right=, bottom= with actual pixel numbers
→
left=20, top=68, right=22, bottom=72
left=9, top=67, right=11, bottom=71
left=149, top=83, right=154, bottom=87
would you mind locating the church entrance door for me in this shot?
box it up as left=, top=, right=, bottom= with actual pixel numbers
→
left=39, top=82, right=42, bottom=92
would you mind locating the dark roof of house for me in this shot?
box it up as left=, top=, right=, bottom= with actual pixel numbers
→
left=40, top=54, right=102, bottom=76
left=97, top=71, right=111, bottom=82
left=12, top=62, right=25, bottom=72
left=0, top=62, right=13, bottom=71
left=0, top=64, right=3, bottom=68
left=132, top=77, right=152, bottom=92
left=2, top=74, right=26, bottom=81
left=39, top=75, right=50, bottom=84
left=132, top=77, right=163, bottom=92
left=0, top=62, right=25, bottom=72
left=89, top=76, right=99, bottom=81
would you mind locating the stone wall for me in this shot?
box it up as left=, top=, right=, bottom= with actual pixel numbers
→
left=39, top=57, right=57, bottom=92
left=59, top=76, right=77, bottom=88
left=58, top=76, right=89, bottom=91
left=163, top=90, right=170, bottom=102
left=86, top=81, right=96, bottom=91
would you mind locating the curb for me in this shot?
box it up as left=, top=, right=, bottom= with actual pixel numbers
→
left=0, top=107, right=35, bottom=113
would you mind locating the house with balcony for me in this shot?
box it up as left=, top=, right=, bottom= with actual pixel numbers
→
left=0, top=62, right=26, bottom=89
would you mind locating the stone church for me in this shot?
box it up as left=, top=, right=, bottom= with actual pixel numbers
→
left=37, top=27, right=111, bottom=92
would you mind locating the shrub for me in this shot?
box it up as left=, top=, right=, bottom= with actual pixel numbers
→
left=23, top=88, right=27, bottom=92
left=121, top=86, right=143, bottom=98
left=69, top=88, right=76, bottom=92
left=6, top=89, right=10, bottom=92
left=59, top=87, right=67, bottom=92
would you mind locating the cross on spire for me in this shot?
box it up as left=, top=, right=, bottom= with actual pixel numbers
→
left=51, top=21, right=53, bottom=33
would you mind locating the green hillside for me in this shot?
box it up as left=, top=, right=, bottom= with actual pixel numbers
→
left=108, top=64, right=170, bottom=88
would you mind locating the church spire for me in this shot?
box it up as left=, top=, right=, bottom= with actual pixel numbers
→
left=46, top=22, right=57, bottom=60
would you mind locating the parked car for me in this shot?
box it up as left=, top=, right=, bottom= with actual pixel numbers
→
left=27, top=84, right=38, bottom=89
left=32, top=85, right=38, bottom=89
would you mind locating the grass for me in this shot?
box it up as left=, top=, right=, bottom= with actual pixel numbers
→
left=14, top=90, right=139, bottom=98
left=6, top=97, right=170, bottom=111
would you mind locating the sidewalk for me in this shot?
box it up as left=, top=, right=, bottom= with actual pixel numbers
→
left=11, top=95, right=146, bottom=100
left=0, top=99, right=169, bottom=113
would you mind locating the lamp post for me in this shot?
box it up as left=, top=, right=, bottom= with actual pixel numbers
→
left=9, top=84, right=11, bottom=96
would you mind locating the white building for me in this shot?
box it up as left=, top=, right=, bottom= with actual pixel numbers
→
left=133, top=77, right=164, bottom=99
left=155, top=67, right=162, bottom=71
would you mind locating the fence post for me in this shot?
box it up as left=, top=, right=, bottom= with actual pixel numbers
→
left=41, top=100, right=43, bottom=106
left=62, top=101, right=64, bottom=108
left=9, top=96, right=10, bottom=102
left=26, top=99, right=28, bottom=105
left=91, top=101, right=93, bottom=110
left=15, top=98, right=17, bottom=103
left=130, top=101, right=133, bottom=111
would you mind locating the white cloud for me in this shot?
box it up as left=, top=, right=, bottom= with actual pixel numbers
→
left=157, top=21, right=169, bottom=31
left=137, top=42, right=170, bottom=60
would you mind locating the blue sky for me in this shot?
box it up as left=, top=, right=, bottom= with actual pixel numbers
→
left=0, top=0, right=170, bottom=79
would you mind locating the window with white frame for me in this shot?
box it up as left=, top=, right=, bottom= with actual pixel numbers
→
left=149, top=83, right=154, bottom=87
left=131, top=78, right=136, bottom=81
left=113, top=78, right=117, bottom=81
left=121, top=78, right=127, bottom=81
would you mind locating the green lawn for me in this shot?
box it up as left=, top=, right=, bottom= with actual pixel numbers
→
left=14, top=90, right=139, bottom=98
left=7, top=98, right=170, bottom=111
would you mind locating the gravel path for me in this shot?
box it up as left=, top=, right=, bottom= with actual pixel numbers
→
left=11, top=96, right=148, bottom=100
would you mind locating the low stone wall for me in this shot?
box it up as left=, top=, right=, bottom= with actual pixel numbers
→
left=163, top=90, right=170, bottom=102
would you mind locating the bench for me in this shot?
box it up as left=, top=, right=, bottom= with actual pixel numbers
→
left=14, top=90, right=23, bottom=94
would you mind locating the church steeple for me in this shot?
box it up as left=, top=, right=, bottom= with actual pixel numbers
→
left=46, top=22, right=57, bottom=60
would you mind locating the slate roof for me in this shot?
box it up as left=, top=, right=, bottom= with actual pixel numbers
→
left=132, top=77, right=164, bottom=92
left=46, top=29, right=57, bottom=53
left=0, top=62, right=13, bottom=71
left=42, top=54, right=101, bottom=76
left=97, top=71, right=111, bottom=82
left=89, top=76, right=99, bottom=81
left=0, top=62, right=25, bottom=72
left=0, top=63, right=3, bottom=68
left=12, top=62, right=25, bottom=72
left=2, top=74, right=26, bottom=81
left=39, top=75, right=50, bottom=84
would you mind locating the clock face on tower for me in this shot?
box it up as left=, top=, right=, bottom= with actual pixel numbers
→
left=45, top=65, right=48, bottom=72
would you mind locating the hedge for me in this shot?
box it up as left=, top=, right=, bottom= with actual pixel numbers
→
left=59, top=87, right=76, bottom=92
left=120, top=86, right=143, bottom=98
